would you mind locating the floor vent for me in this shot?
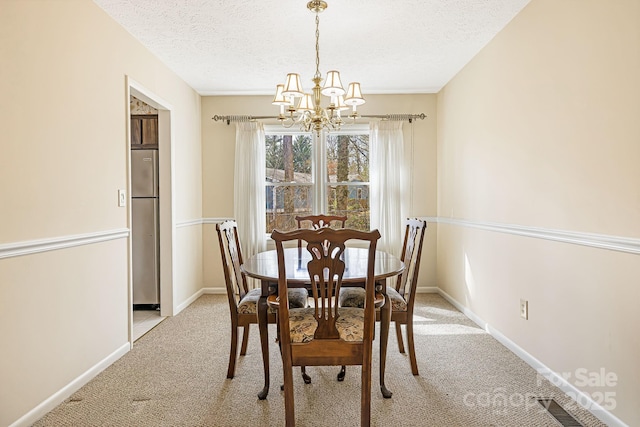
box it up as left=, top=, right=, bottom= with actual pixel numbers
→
left=537, top=398, right=584, bottom=427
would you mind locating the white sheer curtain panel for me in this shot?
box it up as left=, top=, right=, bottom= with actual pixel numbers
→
left=234, top=122, right=266, bottom=265
left=370, top=120, right=407, bottom=256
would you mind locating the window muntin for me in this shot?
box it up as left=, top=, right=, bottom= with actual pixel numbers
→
left=265, top=127, right=369, bottom=233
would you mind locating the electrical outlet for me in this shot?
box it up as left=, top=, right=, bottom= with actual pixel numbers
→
left=118, top=189, right=126, bottom=207
left=520, top=299, right=528, bottom=320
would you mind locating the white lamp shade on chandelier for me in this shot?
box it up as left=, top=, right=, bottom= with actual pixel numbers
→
left=321, top=70, right=346, bottom=97
left=282, top=73, right=304, bottom=98
left=344, top=82, right=365, bottom=106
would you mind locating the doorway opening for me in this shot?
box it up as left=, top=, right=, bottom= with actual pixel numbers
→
left=127, top=77, right=175, bottom=344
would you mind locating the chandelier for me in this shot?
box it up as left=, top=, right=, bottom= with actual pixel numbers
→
left=272, top=0, right=365, bottom=135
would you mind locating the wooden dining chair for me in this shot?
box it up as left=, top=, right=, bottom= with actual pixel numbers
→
left=215, top=220, right=309, bottom=380
left=339, top=218, right=427, bottom=375
left=269, top=227, right=382, bottom=427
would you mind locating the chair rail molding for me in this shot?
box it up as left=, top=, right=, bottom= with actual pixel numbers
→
left=0, top=228, right=130, bottom=260
left=176, top=219, right=204, bottom=228
left=434, top=217, right=640, bottom=255
left=202, top=217, right=233, bottom=225
left=173, top=218, right=235, bottom=228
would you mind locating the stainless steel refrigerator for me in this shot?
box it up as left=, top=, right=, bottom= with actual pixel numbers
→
left=131, top=149, right=160, bottom=307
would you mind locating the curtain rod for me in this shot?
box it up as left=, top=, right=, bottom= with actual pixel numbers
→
left=212, top=113, right=426, bottom=125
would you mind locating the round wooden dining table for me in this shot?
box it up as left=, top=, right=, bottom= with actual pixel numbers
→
left=242, top=246, right=405, bottom=400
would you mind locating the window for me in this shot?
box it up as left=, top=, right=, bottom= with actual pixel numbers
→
left=265, top=126, right=370, bottom=232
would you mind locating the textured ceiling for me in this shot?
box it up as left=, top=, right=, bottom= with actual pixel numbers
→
left=92, top=0, right=531, bottom=95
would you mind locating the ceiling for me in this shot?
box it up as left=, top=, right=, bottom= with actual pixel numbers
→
left=92, top=0, right=531, bottom=96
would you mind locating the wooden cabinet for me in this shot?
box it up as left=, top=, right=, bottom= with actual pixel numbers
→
left=131, top=115, right=158, bottom=147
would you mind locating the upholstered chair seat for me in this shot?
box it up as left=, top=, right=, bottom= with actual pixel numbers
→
left=238, top=288, right=308, bottom=315
left=339, top=286, right=408, bottom=312
left=286, top=307, right=366, bottom=343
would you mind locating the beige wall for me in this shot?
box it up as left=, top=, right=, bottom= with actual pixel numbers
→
left=200, top=94, right=439, bottom=291
left=436, top=0, right=639, bottom=425
left=0, top=1, right=202, bottom=425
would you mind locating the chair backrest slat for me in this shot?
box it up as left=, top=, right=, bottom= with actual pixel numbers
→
left=396, top=218, right=427, bottom=304
left=216, top=220, right=249, bottom=309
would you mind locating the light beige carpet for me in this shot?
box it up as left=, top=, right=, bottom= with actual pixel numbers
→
left=33, top=294, right=605, bottom=426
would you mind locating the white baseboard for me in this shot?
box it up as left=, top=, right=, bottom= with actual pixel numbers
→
left=437, top=289, right=488, bottom=330
left=486, top=325, right=627, bottom=427
left=174, top=288, right=226, bottom=315
left=416, top=286, right=439, bottom=293
left=436, top=289, right=628, bottom=427
left=175, top=289, right=207, bottom=315
left=9, top=343, right=130, bottom=427
left=201, top=287, right=227, bottom=295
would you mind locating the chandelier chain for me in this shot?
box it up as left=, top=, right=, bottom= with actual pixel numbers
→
left=314, top=13, right=321, bottom=80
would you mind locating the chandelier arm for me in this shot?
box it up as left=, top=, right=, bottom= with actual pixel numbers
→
left=280, top=120, right=297, bottom=129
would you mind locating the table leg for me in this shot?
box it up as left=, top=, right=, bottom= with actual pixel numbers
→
left=379, top=292, right=393, bottom=398
left=257, top=293, right=270, bottom=400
